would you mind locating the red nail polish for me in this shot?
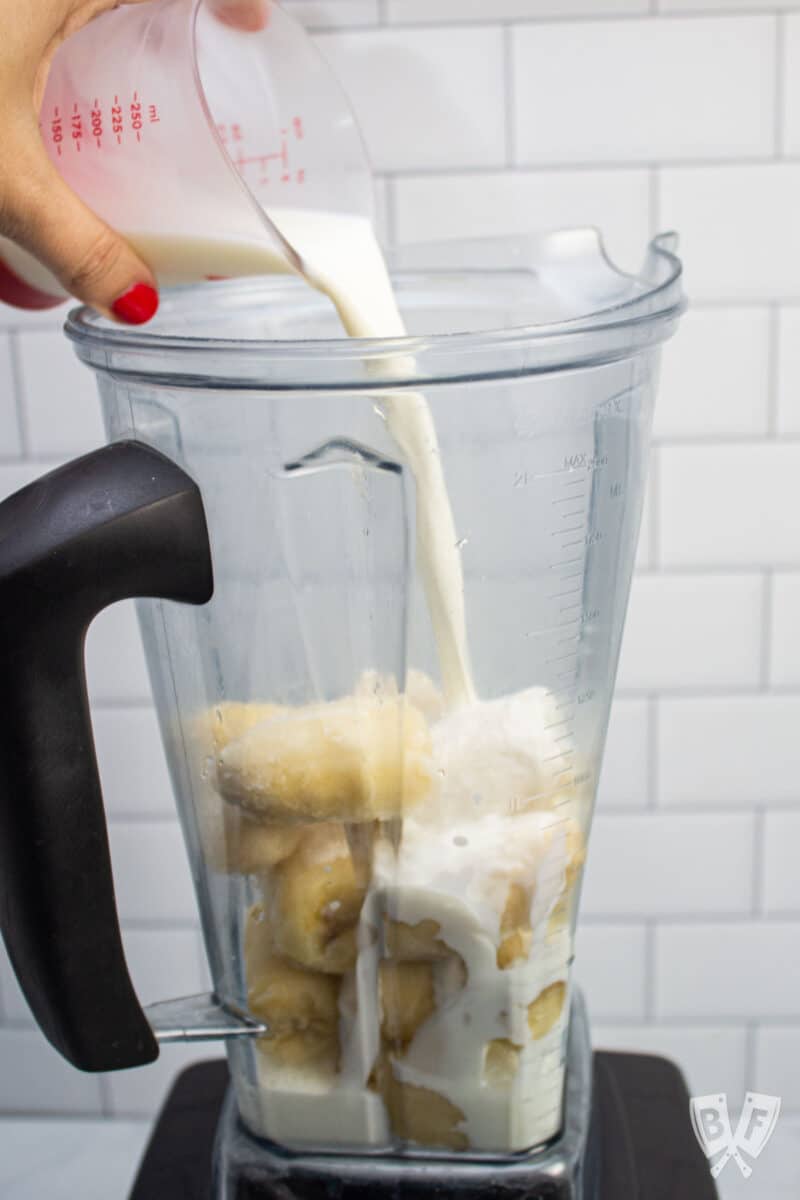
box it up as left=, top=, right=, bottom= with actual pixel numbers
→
left=112, top=283, right=159, bottom=325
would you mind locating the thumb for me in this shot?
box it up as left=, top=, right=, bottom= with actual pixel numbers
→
left=209, top=1, right=270, bottom=32
left=4, top=143, right=159, bottom=325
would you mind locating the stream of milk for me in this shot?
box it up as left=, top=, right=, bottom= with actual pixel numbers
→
left=131, top=213, right=478, bottom=707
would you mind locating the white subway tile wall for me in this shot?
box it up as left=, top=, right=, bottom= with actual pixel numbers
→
left=0, top=7, right=797, bottom=1180
left=512, top=17, right=776, bottom=165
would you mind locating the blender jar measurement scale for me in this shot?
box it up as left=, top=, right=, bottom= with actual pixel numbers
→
left=540, top=425, right=629, bottom=808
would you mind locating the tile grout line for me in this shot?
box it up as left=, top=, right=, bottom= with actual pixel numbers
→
left=648, top=446, right=661, bottom=569
left=648, top=165, right=660, bottom=237
left=775, top=12, right=786, bottom=160
left=97, top=1073, right=115, bottom=1119
left=383, top=156, right=798, bottom=181
left=767, top=303, right=781, bottom=436
left=584, top=912, right=800, bottom=926
left=760, top=570, right=774, bottom=691
left=647, top=695, right=659, bottom=810
left=744, top=1022, right=758, bottom=1095
left=8, top=333, right=30, bottom=458
left=384, top=176, right=398, bottom=246
left=751, top=806, right=767, bottom=916
left=597, top=801, right=800, bottom=817
left=503, top=24, right=516, bottom=169
left=644, top=922, right=657, bottom=1020
left=357, top=10, right=789, bottom=32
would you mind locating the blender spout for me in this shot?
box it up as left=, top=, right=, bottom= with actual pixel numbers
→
left=267, top=436, right=410, bottom=705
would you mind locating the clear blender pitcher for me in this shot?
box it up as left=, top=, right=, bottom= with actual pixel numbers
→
left=0, top=231, right=683, bottom=1198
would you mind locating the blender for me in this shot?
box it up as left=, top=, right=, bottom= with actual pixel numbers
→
left=0, top=230, right=701, bottom=1199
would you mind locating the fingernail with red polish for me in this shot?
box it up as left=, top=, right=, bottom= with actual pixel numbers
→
left=112, top=283, right=159, bottom=325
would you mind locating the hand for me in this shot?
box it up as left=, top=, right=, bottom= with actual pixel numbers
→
left=0, top=0, right=268, bottom=323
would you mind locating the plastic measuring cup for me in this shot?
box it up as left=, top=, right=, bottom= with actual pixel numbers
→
left=0, top=0, right=374, bottom=302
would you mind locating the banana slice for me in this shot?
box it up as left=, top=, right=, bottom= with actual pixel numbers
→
left=192, top=703, right=295, bottom=873
left=497, top=883, right=532, bottom=970
left=527, top=982, right=567, bottom=1041
left=564, top=821, right=586, bottom=891
left=374, top=1058, right=468, bottom=1152
left=383, top=917, right=452, bottom=962
left=483, top=1039, right=521, bottom=1089
left=217, top=694, right=433, bottom=824
left=379, top=962, right=436, bottom=1050
left=202, top=803, right=303, bottom=875
left=193, top=701, right=285, bottom=756
left=496, top=817, right=586, bottom=969
left=267, top=824, right=368, bottom=974
left=248, top=953, right=341, bottom=1068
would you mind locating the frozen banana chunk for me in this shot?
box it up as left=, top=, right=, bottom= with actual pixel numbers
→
left=192, top=703, right=293, bottom=872
left=406, top=669, right=445, bottom=724
left=267, top=824, right=368, bottom=974
left=483, top=1039, right=521, bottom=1089
left=228, top=816, right=303, bottom=874
left=355, top=668, right=445, bottom=725
left=528, top=982, right=567, bottom=1041
left=217, top=694, right=433, bottom=823
left=202, top=803, right=303, bottom=875
left=564, top=820, right=586, bottom=891
left=379, top=962, right=436, bottom=1050
left=497, top=883, right=532, bottom=970
left=248, top=953, right=341, bottom=1068
left=383, top=917, right=452, bottom=963
left=192, top=701, right=285, bottom=757
left=431, top=688, right=566, bottom=818
left=244, top=903, right=272, bottom=982
left=496, top=816, right=586, bottom=969
left=375, top=1058, right=468, bottom=1152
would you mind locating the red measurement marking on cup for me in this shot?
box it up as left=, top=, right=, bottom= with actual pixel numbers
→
left=44, top=92, right=160, bottom=156
left=71, top=101, right=83, bottom=152
left=91, top=99, right=103, bottom=148
left=131, top=91, right=143, bottom=142
left=219, top=115, right=307, bottom=187
left=112, top=95, right=124, bottom=142
left=51, top=105, right=63, bottom=156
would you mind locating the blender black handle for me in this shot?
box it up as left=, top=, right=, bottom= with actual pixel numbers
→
left=0, top=441, right=213, bottom=1072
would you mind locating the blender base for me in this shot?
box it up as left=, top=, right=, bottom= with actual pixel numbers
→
left=216, top=992, right=595, bottom=1200
left=128, top=1011, right=718, bottom=1200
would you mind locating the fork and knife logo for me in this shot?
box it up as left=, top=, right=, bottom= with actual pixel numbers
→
left=690, top=1092, right=781, bottom=1179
